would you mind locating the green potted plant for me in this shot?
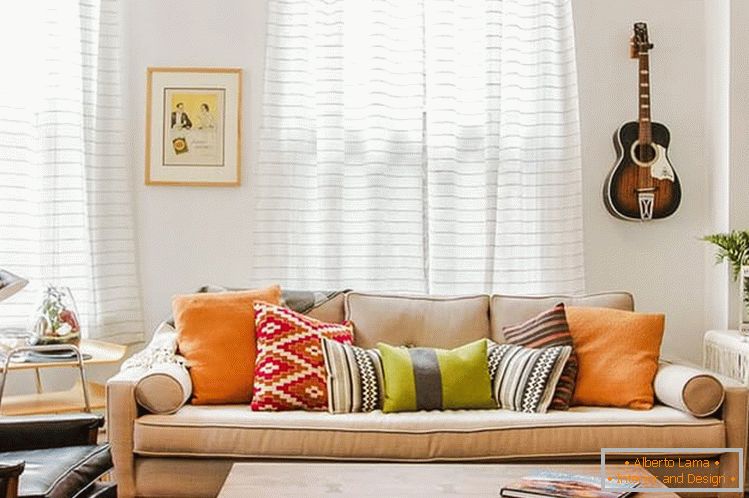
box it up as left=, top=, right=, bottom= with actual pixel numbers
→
left=703, top=230, right=749, bottom=336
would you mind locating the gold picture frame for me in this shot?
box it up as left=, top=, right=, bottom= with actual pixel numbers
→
left=145, top=67, right=242, bottom=186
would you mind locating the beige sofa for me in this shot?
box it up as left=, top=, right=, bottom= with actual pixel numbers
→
left=107, top=292, right=748, bottom=498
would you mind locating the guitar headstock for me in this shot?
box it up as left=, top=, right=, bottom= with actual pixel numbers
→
left=630, top=22, right=654, bottom=59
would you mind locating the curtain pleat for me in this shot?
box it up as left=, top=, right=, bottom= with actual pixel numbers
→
left=425, top=0, right=584, bottom=294
left=255, top=0, right=428, bottom=292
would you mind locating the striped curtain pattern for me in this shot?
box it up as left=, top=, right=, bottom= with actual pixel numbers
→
left=0, top=1, right=144, bottom=343
left=254, top=0, right=584, bottom=295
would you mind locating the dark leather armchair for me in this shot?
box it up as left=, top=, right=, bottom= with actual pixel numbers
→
left=0, top=414, right=115, bottom=498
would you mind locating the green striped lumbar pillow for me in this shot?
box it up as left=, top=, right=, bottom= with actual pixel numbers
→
left=377, top=339, right=495, bottom=413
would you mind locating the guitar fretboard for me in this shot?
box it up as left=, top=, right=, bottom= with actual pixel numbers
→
left=638, top=51, right=652, bottom=145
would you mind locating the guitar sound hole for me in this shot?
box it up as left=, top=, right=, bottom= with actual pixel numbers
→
left=633, top=142, right=657, bottom=163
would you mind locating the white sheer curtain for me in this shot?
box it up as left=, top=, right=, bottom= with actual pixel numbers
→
left=255, top=0, right=428, bottom=292
left=0, top=0, right=144, bottom=343
left=424, top=0, right=584, bottom=294
left=254, top=0, right=584, bottom=295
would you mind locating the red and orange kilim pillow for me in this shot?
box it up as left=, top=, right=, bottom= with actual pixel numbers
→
left=251, top=301, right=354, bottom=411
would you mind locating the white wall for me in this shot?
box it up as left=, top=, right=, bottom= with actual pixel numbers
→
left=703, top=0, right=731, bottom=334
left=727, top=0, right=749, bottom=325
left=124, top=0, right=734, bottom=363
left=573, top=0, right=710, bottom=362
left=123, top=0, right=268, bottom=330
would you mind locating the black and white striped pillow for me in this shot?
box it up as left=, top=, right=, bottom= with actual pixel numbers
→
left=502, top=303, right=577, bottom=410
left=488, top=341, right=572, bottom=413
left=321, top=337, right=384, bottom=413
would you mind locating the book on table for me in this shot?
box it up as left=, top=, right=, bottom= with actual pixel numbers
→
left=500, top=471, right=639, bottom=498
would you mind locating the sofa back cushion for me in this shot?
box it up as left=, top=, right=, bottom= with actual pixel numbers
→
left=489, top=292, right=634, bottom=343
left=167, top=287, right=348, bottom=326
left=304, top=292, right=346, bottom=324
left=345, top=293, right=490, bottom=349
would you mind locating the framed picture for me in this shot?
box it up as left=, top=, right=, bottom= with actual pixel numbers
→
left=145, top=67, right=242, bottom=186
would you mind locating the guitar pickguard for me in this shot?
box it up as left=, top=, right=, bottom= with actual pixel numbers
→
left=629, top=141, right=675, bottom=182
left=649, top=144, right=675, bottom=181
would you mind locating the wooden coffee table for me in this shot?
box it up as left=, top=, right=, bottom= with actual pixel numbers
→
left=218, top=462, right=678, bottom=497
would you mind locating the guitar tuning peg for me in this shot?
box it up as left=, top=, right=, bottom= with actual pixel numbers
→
left=629, top=37, right=638, bottom=59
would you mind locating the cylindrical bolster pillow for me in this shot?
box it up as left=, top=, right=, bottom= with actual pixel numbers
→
left=654, top=363, right=725, bottom=417
left=135, top=363, right=192, bottom=414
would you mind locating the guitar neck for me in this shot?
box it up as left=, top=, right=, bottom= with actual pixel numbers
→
left=638, top=51, right=652, bottom=144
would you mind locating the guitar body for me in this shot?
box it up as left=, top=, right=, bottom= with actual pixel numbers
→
left=604, top=121, right=681, bottom=221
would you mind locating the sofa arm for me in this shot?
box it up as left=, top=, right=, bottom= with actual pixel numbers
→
left=656, top=361, right=748, bottom=494
left=108, top=321, right=192, bottom=498
left=0, top=413, right=102, bottom=452
left=654, top=362, right=725, bottom=417
left=107, top=365, right=142, bottom=498
left=719, top=384, right=749, bottom=496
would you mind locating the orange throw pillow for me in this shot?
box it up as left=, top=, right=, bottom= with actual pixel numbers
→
left=567, top=306, right=664, bottom=409
left=173, top=286, right=282, bottom=405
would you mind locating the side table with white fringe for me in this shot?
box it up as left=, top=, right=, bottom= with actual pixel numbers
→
left=704, top=330, right=749, bottom=385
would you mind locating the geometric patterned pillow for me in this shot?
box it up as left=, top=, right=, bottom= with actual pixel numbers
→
left=321, top=338, right=383, bottom=413
left=250, top=301, right=353, bottom=411
left=488, top=341, right=572, bottom=414
left=502, top=303, right=578, bottom=410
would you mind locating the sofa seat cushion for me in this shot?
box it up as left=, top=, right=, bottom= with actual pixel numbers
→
left=133, top=405, right=724, bottom=461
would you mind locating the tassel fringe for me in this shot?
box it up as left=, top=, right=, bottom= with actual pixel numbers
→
left=704, top=337, right=749, bottom=384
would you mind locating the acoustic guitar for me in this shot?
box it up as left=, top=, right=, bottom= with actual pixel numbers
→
left=603, top=22, right=681, bottom=221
